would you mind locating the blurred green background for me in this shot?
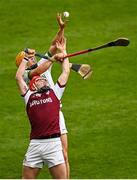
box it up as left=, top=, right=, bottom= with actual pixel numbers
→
left=0, top=0, right=137, bottom=178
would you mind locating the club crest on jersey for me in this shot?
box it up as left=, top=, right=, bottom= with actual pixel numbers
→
left=34, top=93, right=42, bottom=97
left=41, top=74, right=46, bottom=78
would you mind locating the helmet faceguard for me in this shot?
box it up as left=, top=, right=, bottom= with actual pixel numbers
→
left=29, top=76, right=48, bottom=91
left=15, top=49, right=36, bottom=67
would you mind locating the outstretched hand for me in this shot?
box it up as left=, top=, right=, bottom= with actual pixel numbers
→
left=57, top=13, right=66, bottom=29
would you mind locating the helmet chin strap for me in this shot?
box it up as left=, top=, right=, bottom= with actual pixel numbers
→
left=37, top=85, right=51, bottom=93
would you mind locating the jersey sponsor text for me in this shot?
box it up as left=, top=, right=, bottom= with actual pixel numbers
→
left=29, top=97, right=52, bottom=107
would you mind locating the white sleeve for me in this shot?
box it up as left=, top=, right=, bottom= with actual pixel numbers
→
left=53, top=82, right=66, bottom=100
left=23, top=90, right=33, bottom=105
left=37, top=52, right=52, bottom=73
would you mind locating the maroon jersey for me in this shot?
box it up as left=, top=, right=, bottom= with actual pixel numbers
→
left=24, top=83, right=65, bottom=139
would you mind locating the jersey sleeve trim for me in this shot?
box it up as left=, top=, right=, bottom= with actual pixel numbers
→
left=57, top=81, right=66, bottom=88
left=23, top=90, right=34, bottom=105
left=21, top=89, right=29, bottom=97
left=53, top=83, right=65, bottom=100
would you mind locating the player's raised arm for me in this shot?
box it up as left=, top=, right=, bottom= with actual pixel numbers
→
left=15, top=59, right=29, bottom=95
left=56, top=37, right=70, bottom=87
left=15, top=51, right=34, bottom=95
left=57, top=55, right=70, bottom=87
left=28, top=56, right=57, bottom=78
left=48, top=13, right=66, bottom=56
left=52, top=38, right=70, bottom=100
left=52, top=13, right=66, bottom=43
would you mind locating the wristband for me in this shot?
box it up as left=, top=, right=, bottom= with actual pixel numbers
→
left=47, top=51, right=52, bottom=57
left=24, top=57, right=29, bottom=61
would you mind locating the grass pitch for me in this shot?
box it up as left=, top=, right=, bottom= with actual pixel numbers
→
left=0, top=0, right=137, bottom=178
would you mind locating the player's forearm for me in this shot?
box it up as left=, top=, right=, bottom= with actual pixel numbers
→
left=62, top=49, right=70, bottom=75
left=58, top=58, right=70, bottom=86
left=62, top=58, right=70, bottom=74
left=15, top=59, right=27, bottom=81
left=29, top=60, right=53, bottom=78
left=51, top=28, right=64, bottom=45
left=15, top=59, right=28, bottom=95
left=48, top=28, right=64, bottom=56
left=55, top=49, right=70, bottom=73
